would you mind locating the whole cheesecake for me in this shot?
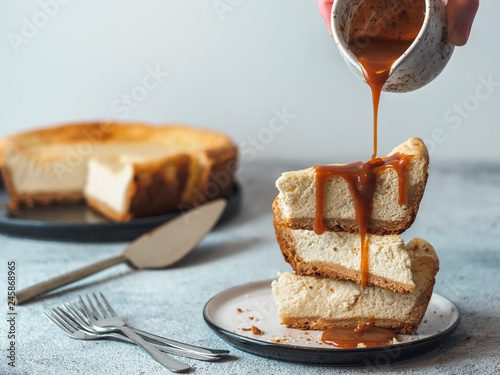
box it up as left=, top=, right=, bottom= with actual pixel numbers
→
left=0, top=122, right=238, bottom=221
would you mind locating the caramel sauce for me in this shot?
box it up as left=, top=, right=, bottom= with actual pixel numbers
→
left=348, top=0, right=425, bottom=160
left=321, top=316, right=397, bottom=348
left=316, top=1, right=424, bottom=346
left=314, top=153, right=413, bottom=287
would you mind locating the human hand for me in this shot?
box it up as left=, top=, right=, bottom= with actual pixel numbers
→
left=317, top=0, right=479, bottom=46
left=317, top=0, right=334, bottom=36
left=447, top=0, right=479, bottom=46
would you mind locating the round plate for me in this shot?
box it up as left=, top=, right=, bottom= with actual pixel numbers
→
left=0, top=180, right=241, bottom=242
left=203, top=279, right=461, bottom=366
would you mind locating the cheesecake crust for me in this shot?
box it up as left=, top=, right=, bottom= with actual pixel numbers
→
left=280, top=316, right=420, bottom=334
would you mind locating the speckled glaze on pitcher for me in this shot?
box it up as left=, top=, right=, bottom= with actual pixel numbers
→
left=332, top=0, right=454, bottom=93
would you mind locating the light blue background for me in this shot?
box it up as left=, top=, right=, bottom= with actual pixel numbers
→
left=0, top=0, right=498, bottom=162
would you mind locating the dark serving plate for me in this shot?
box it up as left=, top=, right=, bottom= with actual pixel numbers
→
left=204, top=279, right=461, bottom=366
left=0, top=178, right=241, bottom=242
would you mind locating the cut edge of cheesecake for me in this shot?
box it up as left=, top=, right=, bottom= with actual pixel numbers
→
left=0, top=137, right=86, bottom=208
left=271, top=238, right=439, bottom=334
left=275, top=137, right=429, bottom=235
left=0, top=165, right=84, bottom=208
left=84, top=153, right=190, bottom=222
left=273, top=198, right=415, bottom=294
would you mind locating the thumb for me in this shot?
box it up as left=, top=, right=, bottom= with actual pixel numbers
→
left=318, top=0, right=335, bottom=35
left=447, top=0, right=479, bottom=46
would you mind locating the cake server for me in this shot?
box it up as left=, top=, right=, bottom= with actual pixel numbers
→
left=15, top=199, right=227, bottom=305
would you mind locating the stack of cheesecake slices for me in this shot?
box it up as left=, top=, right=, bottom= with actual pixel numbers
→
left=271, top=138, right=439, bottom=335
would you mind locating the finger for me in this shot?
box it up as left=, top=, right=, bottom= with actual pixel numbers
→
left=318, top=0, right=334, bottom=35
left=447, top=0, right=479, bottom=46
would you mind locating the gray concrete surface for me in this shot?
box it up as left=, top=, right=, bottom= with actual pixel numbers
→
left=1, top=160, right=499, bottom=374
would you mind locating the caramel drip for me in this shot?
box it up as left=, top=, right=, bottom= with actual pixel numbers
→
left=347, top=0, right=425, bottom=160
left=317, top=0, right=424, bottom=345
left=314, top=153, right=413, bottom=288
left=321, top=316, right=397, bottom=348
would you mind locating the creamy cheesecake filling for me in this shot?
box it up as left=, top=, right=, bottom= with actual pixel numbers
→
left=4, top=148, right=87, bottom=194
left=275, top=138, right=428, bottom=224
left=84, top=147, right=186, bottom=216
left=277, top=158, right=425, bottom=223
left=291, top=231, right=414, bottom=288
left=272, top=272, right=417, bottom=321
left=84, top=157, right=136, bottom=215
left=6, top=141, right=177, bottom=196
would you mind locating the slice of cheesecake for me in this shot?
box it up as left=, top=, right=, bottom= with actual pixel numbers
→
left=273, top=198, right=414, bottom=294
left=275, top=138, right=429, bottom=235
left=84, top=153, right=190, bottom=222
left=0, top=122, right=238, bottom=220
left=271, top=238, right=439, bottom=333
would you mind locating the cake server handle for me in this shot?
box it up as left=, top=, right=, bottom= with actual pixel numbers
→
left=14, top=255, right=127, bottom=305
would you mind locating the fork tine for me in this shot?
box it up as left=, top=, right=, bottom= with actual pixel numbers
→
left=60, top=305, right=83, bottom=329
left=99, top=293, right=117, bottom=317
left=65, top=302, right=91, bottom=327
left=44, top=310, right=75, bottom=334
left=44, top=311, right=68, bottom=333
left=79, top=295, right=94, bottom=320
left=93, top=292, right=109, bottom=318
left=48, top=309, right=75, bottom=332
left=73, top=300, right=93, bottom=319
left=84, top=294, right=100, bottom=319
left=77, top=303, right=91, bottom=318
left=55, top=307, right=86, bottom=332
left=54, top=307, right=80, bottom=330
left=70, top=300, right=85, bottom=314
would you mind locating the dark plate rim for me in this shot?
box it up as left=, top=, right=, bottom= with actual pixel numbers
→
left=0, top=180, right=241, bottom=242
left=0, top=181, right=241, bottom=229
left=203, top=279, right=461, bottom=365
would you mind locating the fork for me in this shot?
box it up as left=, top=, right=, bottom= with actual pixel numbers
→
left=64, top=301, right=228, bottom=357
left=44, top=307, right=221, bottom=362
left=79, top=293, right=192, bottom=373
